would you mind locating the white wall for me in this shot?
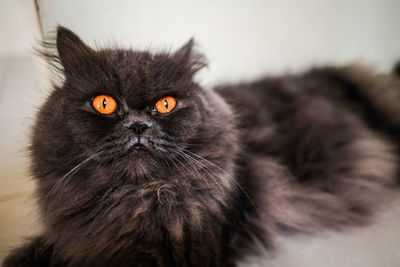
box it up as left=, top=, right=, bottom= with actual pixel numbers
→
left=0, top=0, right=45, bottom=261
left=37, top=0, right=400, bottom=86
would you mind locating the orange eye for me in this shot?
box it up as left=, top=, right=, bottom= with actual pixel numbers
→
left=155, top=96, right=176, bottom=114
left=92, top=95, right=117, bottom=114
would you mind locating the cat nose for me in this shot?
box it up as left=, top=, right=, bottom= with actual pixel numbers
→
left=125, top=122, right=150, bottom=135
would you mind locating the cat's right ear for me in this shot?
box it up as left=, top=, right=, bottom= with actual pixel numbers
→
left=56, top=26, right=94, bottom=75
left=174, top=38, right=207, bottom=75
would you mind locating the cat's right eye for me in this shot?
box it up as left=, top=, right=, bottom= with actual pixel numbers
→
left=92, top=95, right=117, bottom=115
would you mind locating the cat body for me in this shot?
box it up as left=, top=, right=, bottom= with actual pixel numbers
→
left=3, top=27, right=400, bottom=267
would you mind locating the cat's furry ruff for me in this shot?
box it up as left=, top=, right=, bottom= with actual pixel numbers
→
left=3, top=26, right=399, bottom=267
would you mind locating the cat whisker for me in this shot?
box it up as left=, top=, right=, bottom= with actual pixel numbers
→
left=172, top=149, right=219, bottom=191
left=158, top=150, right=189, bottom=185
left=167, top=147, right=228, bottom=196
left=177, top=147, right=260, bottom=215
left=45, top=152, right=102, bottom=200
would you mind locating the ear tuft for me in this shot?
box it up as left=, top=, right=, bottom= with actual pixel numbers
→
left=174, top=38, right=207, bottom=75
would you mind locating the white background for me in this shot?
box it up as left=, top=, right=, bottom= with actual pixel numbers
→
left=37, top=0, right=400, bottom=86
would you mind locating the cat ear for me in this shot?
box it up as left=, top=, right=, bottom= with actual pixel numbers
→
left=56, top=26, right=94, bottom=75
left=175, top=38, right=195, bottom=62
left=174, top=38, right=207, bottom=75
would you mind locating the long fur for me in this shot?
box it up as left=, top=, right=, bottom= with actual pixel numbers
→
left=3, top=26, right=399, bottom=267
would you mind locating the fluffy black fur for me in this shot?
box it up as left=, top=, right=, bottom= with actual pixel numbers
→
left=3, top=26, right=400, bottom=267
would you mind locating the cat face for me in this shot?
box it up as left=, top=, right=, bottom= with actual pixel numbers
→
left=35, top=27, right=210, bottom=179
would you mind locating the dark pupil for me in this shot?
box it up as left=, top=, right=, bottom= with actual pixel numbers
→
left=164, top=99, right=168, bottom=109
left=103, top=98, right=107, bottom=108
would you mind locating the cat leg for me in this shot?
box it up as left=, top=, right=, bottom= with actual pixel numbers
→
left=2, top=236, right=63, bottom=267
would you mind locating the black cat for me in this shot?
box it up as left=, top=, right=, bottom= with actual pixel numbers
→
left=3, top=26, right=399, bottom=267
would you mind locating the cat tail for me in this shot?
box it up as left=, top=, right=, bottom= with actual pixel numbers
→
left=335, top=65, right=400, bottom=185
left=317, top=65, right=400, bottom=136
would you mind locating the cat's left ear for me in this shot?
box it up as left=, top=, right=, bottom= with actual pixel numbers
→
left=174, top=38, right=207, bottom=75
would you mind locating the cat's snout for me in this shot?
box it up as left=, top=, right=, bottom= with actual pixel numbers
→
left=125, top=122, right=150, bottom=135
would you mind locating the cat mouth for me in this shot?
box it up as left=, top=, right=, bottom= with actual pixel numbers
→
left=126, top=137, right=149, bottom=152
left=131, top=143, right=145, bottom=149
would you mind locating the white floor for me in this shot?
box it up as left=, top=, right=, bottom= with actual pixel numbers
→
left=239, top=197, right=400, bottom=267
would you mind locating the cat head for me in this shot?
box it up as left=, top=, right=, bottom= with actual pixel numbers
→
left=32, top=26, right=237, bottom=193
left=34, top=27, right=207, bottom=177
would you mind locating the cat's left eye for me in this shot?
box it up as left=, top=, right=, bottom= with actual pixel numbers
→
left=92, top=95, right=117, bottom=115
left=154, top=96, right=177, bottom=114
